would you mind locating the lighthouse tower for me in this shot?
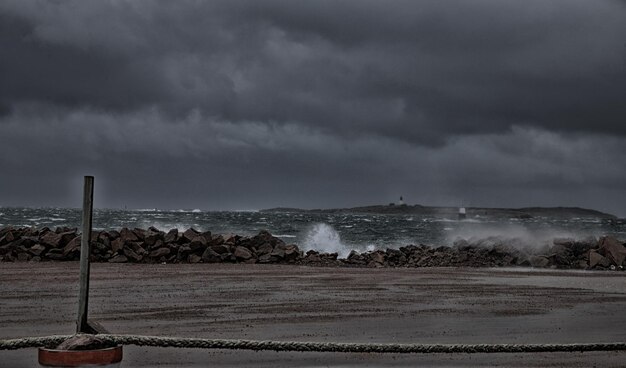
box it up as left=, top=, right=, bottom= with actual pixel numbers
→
left=458, top=207, right=467, bottom=220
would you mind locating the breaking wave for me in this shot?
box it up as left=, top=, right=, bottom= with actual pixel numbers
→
left=302, top=223, right=352, bottom=258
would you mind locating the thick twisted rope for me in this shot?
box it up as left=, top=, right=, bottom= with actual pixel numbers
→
left=1, top=334, right=626, bottom=354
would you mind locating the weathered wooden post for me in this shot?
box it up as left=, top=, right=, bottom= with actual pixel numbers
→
left=39, top=176, right=123, bottom=366
left=77, top=176, right=94, bottom=333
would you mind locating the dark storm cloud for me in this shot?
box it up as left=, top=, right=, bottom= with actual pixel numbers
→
left=0, top=0, right=625, bottom=215
left=2, top=0, right=625, bottom=140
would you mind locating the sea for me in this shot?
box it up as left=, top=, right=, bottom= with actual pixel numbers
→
left=1, top=207, right=625, bottom=257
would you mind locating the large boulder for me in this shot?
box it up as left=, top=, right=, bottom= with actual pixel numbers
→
left=122, top=246, right=143, bottom=262
left=189, top=236, right=208, bottom=251
left=589, top=250, right=611, bottom=268
left=144, top=230, right=163, bottom=248
left=164, top=229, right=178, bottom=244
left=29, top=244, right=46, bottom=256
left=188, top=254, right=202, bottom=263
left=370, top=251, right=385, bottom=265
left=181, top=228, right=200, bottom=243
left=110, top=238, right=124, bottom=253
left=234, top=246, right=253, bottom=260
left=201, top=248, right=221, bottom=263
left=149, top=247, right=171, bottom=258
left=284, top=244, right=300, bottom=261
left=108, top=254, right=128, bottom=263
left=598, top=236, right=626, bottom=266
left=270, top=244, right=286, bottom=259
left=529, top=255, right=550, bottom=268
left=210, top=244, right=230, bottom=254
left=257, top=243, right=273, bottom=255
left=40, top=232, right=62, bottom=248
left=119, top=228, right=139, bottom=243
left=0, top=229, right=16, bottom=245
left=62, top=236, right=81, bottom=256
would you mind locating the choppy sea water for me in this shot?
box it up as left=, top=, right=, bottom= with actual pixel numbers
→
left=1, top=207, right=625, bottom=257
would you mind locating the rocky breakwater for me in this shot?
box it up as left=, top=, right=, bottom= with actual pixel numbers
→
left=0, top=226, right=625, bottom=271
left=0, top=227, right=301, bottom=265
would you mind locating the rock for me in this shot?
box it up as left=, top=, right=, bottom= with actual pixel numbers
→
left=40, top=232, right=62, bottom=248
left=210, top=244, right=230, bottom=254
left=127, top=242, right=147, bottom=255
left=589, top=250, right=611, bottom=268
left=598, top=236, right=626, bottom=266
left=199, top=230, right=212, bottom=242
left=529, top=255, right=550, bottom=268
left=177, top=246, right=192, bottom=260
left=284, top=244, right=300, bottom=260
left=181, top=228, right=200, bottom=243
left=234, top=246, right=253, bottom=260
left=19, top=236, right=38, bottom=248
left=201, top=248, right=221, bottom=263
left=164, top=229, right=178, bottom=244
left=148, top=226, right=161, bottom=233
left=367, top=260, right=383, bottom=268
left=151, top=239, right=165, bottom=251
left=143, top=231, right=162, bottom=248
left=258, top=254, right=272, bottom=263
left=123, top=246, right=143, bottom=262
left=578, top=259, right=588, bottom=269
left=132, top=228, right=146, bottom=240
left=270, top=244, right=286, bottom=258
left=149, top=247, right=170, bottom=258
left=0, top=230, right=16, bottom=245
left=96, top=232, right=111, bottom=248
left=188, top=254, right=202, bottom=263
left=46, top=248, right=65, bottom=260
left=220, top=252, right=236, bottom=262
left=62, top=236, right=81, bottom=256
left=304, top=253, right=321, bottom=262
left=549, top=244, right=569, bottom=256
left=370, top=252, right=385, bottom=264
left=29, top=244, right=46, bottom=256
left=92, top=241, right=109, bottom=255
left=257, top=243, right=273, bottom=255
left=58, top=231, right=78, bottom=247
left=119, top=228, right=139, bottom=243
left=108, top=254, right=128, bottom=263
left=209, top=234, right=224, bottom=246
left=553, top=238, right=575, bottom=247
left=17, top=252, right=31, bottom=262
left=189, top=236, right=208, bottom=251
left=111, top=238, right=124, bottom=253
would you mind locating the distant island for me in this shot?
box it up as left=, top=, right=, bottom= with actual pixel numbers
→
left=260, top=204, right=616, bottom=219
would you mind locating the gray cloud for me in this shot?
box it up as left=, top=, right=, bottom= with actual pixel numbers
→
left=0, top=0, right=625, bottom=215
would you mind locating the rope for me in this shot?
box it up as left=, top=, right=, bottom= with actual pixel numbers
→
left=1, top=334, right=626, bottom=354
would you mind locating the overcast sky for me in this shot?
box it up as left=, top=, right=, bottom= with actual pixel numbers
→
left=1, top=0, right=625, bottom=215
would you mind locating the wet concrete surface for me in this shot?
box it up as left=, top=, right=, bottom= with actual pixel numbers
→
left=0, top=263, right=625, bottom=367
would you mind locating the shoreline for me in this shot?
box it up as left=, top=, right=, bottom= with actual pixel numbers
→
left=1, top=226, right=625, bottom=271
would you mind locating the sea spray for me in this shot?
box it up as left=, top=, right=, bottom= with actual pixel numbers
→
left=445, top=222, right=597, bottom=251
left=302, top=223, right=352, bottom=258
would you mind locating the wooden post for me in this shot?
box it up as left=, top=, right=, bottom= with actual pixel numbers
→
left=77, top=176, right=94, bottom=333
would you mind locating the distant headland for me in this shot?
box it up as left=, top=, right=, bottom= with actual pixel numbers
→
left=260, top=204, right=616, bottom=219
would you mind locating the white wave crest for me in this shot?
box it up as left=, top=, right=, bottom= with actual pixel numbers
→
left=302, top=223, right=351, bottom=257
